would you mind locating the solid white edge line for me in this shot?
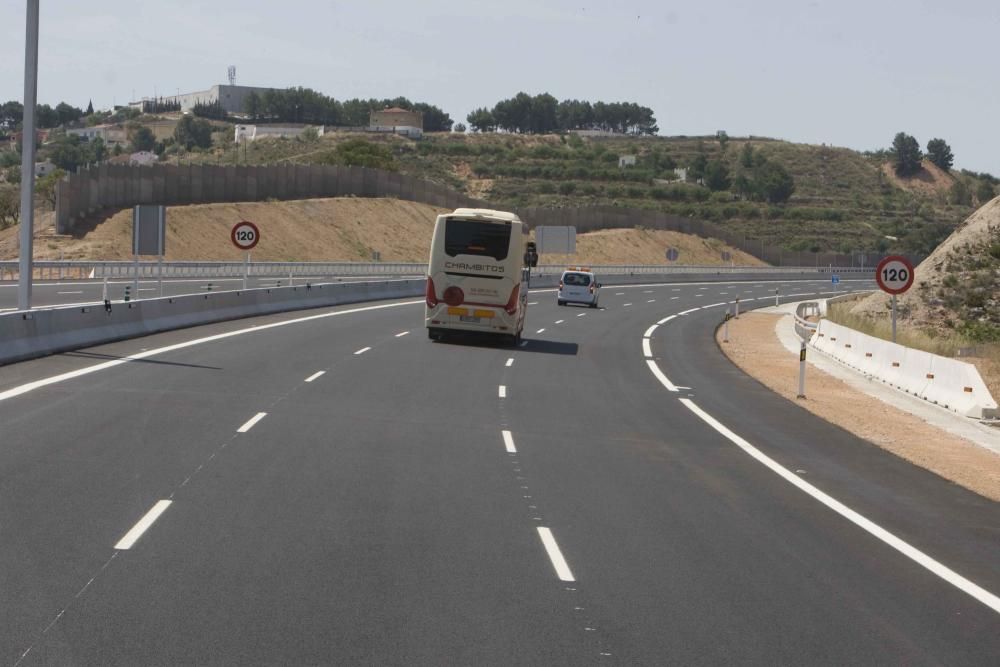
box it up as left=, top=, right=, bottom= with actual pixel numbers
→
left=395, top=331, right=409, bottom=337
left=237, top=412, right=267, bottom=433
left=537, top=527, right=576, bottom=582
left=657, top=315, right=677, bottom=325
left=704, top=302, right=726, bottom=308
left=678, top=307, right=700, bottom=315
left=354, top=346, right=371, bottom=355
left=304, top=371, right=325, bottom=383
left=0, top=299, right=425, bottom=404
left=502, top=430, right=517, bottom=453
left=114, top=500, right=172, bottom=550
left=644, top=324, right=658, bottom=338
left=499, top=385, right=507, bottom=398
left=646, top=360, right=679, bottom=392
left=677, top=398, right=1000, bottom=615
left=505, top=358, right=514, bottom=367
left=642, top=338, right=653, bottom=358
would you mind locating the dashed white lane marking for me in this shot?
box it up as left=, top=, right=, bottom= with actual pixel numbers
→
left=577, top=313, right=586, bottom=317
left=644, top=324, right=658, bottom=338
left=519, top=341, right=528, bottom=347
left=695, top=294, right=704, bottom=297
left=646, top=360, right=679, bottom=392
left=657, top=315, right=677, bottom=324
left=678, top=307, right=701, bottom=315
left=528, top=301, right=539, bottom=305
left=672, top=288, right=681, bottom=291
left=57, top=291, right=83, bottom=295
left=719, top=292, right=728, bottom=295
left=499, top=385, right=507, bottom=398
left=536, top=328, right=546, bottom=334
left=647, top=299, right=656, bottom=303
left=114, top=500, right=172, bottom=550
left=502, top=430, right=517, bottom=453
left=395, top=331, right=409, bottom=337
left=304, top=371, right=325, bottom=383
left=615, top=292, right=624, bottom=296
left=354, top=346, right=371, bottom=355
left=237, top=412, right=267, bottom=433
left=643, top=290, right=654, bottom=293
left=555, top=319, right=564, bottom=324
left=670, top=296, right=679, bottom=300
left=0, top=298, right=424, bottom=404
left=698, top=287, right=708, bottom=290
left=537, top=527, right=576, bottom=582
left=677, top=398, right=1000, bottom=615
left=506, top=358, right=514, bottom=367
left=642, top=338, right=653, bottom=358
left=623, top=303, right=632, bottom=307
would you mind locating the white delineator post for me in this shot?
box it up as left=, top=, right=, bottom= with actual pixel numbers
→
left=774, top=287, right=779, bottom=307
left=797, top=342, right=807, bottom=399
left=722, top=310, right=731, bottom=343
left=734, top=297, right=740, bottom=319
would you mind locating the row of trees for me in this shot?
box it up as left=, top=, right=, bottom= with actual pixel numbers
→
left=685, top=143, right=795, bottom=203
left=241, top=88, right=453, bottom=131
left=891, top=132, right=954, bottom=175
left=466, top=94, right=658, bottom=135
left=1, top=100, right=91, bottom=130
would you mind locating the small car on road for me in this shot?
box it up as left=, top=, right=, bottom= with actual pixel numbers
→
left=557, top=268, right=600, bottom=308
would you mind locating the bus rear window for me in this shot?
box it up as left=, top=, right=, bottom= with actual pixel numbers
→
left=445, top=219, right=511, bottom=261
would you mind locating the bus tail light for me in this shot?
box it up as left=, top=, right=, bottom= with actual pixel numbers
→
left=504, top=284, right=520, bottom=315
left=425, top=278, right=438, bottom=307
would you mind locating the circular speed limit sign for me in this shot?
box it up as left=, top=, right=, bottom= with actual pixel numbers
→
left=875, top=255, right=915, bottom=295
left=231, top=221, right=260, bottom=251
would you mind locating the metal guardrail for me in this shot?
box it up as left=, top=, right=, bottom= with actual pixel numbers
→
left=794, top=302, right=821, bottom=341
left=0, top=260, right=878, bottom=282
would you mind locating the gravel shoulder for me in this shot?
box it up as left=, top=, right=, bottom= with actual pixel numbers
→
left=717, top=312, right=1000, bottom=502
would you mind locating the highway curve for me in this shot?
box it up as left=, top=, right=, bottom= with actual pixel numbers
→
left=1, top=277, right=997, bottom=665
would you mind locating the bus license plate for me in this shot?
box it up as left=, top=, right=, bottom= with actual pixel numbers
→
left=459, top=315, right=480, bottom=323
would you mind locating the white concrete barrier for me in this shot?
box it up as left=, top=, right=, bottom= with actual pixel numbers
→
left=812, top=319, right=997, bottom=419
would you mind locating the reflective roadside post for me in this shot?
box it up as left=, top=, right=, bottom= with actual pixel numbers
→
left=797, top=342, right=807, bottom=399
left=734, top=296, right=740, bottom=319
left=722, top=310, right=731, bottom=343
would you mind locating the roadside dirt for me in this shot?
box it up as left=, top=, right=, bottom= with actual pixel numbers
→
left=717, top=312, right=1000, bottom=502
left=0, top=198, right=764, bottom=265
left=881, top=159, right=954, bottom=196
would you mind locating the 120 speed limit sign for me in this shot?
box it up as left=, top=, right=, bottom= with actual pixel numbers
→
left=875, top=255, right=915, bottom=295
left=231, top=221, right=260, bottom=251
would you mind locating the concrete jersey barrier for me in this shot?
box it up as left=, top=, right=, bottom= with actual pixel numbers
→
left=812, top=319, right=998, bottom=419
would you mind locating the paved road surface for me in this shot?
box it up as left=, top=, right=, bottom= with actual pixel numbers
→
left=1, top=277, right=997, bottom=665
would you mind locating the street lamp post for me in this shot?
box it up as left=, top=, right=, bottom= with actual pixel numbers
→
left=17, top=0, right=40, bottom=311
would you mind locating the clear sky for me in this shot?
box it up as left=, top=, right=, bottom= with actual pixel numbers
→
left=2, top=0, right=998, bottom=173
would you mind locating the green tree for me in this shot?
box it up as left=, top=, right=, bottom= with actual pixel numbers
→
left=5, top=165, right=20, bottom=184
left=48, top=135, right=87, bottom=171
left=925, top=138, right=953, bottom=171
left=244, top=91, right=261, bottom=121
left=716, top=130, right=729, bottom=152
left=0, top=186, right=19, bottom=230
left=1, top=101, right=24, bottom=128
left=739, top=142, right=754, bottom=168
left=453, top=122, right=467, bottom=133
left=975, top=180, right=995, bottom=203
left=130, top=126, right=156, bottom=152
left=55, top=102, right=84, bottom=125
left=320, top=139, right=397, bottom=170
left=949, top=179, right=971, bottom=205
left=174, top=115, right=213, bottom=150
left=891, top=132, right=922, bottom=176
left=86, top=99, right=94, bottom=115
left=703, top=159, right=731, bottom=191
left=688, top=153, right=708, bottom=182
left=36, top=168, right=66, bottom=209
left=466, top=108, right=495, bottom=132
left=756, top=161, right=796, bottom=203
left=35, top=104, right=60, bottom=128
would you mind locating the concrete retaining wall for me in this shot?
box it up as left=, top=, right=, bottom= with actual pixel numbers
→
left=812, top=319, right=998, bottom=419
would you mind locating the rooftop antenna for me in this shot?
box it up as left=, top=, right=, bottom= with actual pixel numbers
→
left=228, top=66, right=236, bottom=86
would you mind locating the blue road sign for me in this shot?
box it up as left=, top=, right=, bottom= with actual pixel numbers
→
left=832, top=274, right=840, bottom=284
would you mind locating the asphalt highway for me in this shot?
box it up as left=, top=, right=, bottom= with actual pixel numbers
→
left=1, top=277, right=997, bottom=665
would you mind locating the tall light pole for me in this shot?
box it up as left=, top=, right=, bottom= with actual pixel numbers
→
left=18, top=0, right=40, bottom=311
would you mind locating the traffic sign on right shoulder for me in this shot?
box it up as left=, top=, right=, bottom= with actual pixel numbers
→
left=875, top=255, right=914, bottom=294
left=231, top=221, right=260, bottom=251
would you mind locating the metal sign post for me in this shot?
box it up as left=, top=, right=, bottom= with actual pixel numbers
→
left=874, top=255, right=915, bottom=344
left=17, top=0, right=40, bottom=311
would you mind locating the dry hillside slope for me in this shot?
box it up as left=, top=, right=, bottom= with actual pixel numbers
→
left=0, top=198, right=763, bottom=266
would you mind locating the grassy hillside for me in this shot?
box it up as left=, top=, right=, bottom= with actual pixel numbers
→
left=154, top=130, right=997, bottom=257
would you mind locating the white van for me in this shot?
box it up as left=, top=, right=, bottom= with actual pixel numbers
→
left=557, top=268, right=600, bottom=308
left=425, top=208, right=530, bottom=344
